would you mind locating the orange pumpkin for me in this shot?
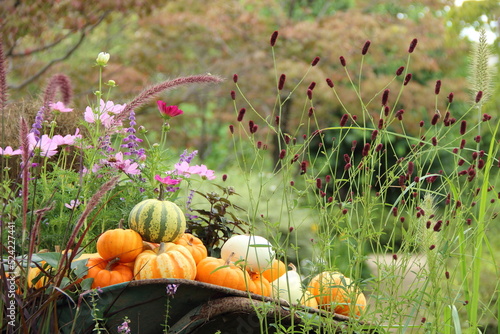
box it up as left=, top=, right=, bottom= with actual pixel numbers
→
left=261, top=259, right=287, bottom=282
left=134, top=242, right=196, bottom=280
left=85, top=257, right=134, bottom=289
left=248, top=271, right=271, bottom=297
left=174, top=233, right=207, bottom=264
left=307, top=271, right=366, bottom=316
left=27, top=262, right=51, bottom=289
left=300, top=290, right=319, bottom=309
left=196, top=256, right=253, bottom=292
left=97, top=228, right=143, bottom=263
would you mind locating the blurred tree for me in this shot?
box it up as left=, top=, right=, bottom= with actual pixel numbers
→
left=0, top=0, right=161, bottom=91
left=2, top=0, right=493, bottom=167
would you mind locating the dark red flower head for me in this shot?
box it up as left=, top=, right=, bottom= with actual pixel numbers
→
left=157, top=100, right=184, bottom=118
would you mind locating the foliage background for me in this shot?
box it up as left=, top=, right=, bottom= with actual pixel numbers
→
left=1, top=0, right=500, bottom=331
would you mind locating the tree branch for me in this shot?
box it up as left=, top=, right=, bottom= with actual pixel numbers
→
left=8, top=11, right=110, bottom=90
left=8, top=32, right=86, bottom=90
left=9, top=31, right=75, bottom=58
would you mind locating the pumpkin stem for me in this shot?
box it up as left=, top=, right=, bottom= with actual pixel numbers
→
left=224, top=252, right=235, bottom=266
left=188, top=236, right=194, bottom=246
left=105, top=257, right=121, bottom=271
left=288, top=263, right=297, bottom=272
left=118, top=218, right=124, bottom=229
left=158, top=184, right=165, bottom=201
left=157, top=242, right=167, bottom=255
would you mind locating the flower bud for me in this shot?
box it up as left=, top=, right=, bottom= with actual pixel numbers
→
left=96, top=52, right=110, bottom=66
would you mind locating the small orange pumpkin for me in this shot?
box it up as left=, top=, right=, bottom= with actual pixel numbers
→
left=97, top=228, right=143, bottom=263
left=27, top=262, right=51, bottom=289
left=307, top=271, right=366, bottom=316
left=174, top=233, right=207, bottom=264
left=196, top=256, right=253, bottom=292
left=134, top=242, right=196, bottom=280
left=85, top=257, right=134, bottom=289
left=300, top=290, right=319, bottom=309
left=248, top=271, right=271, bottom=297
left=261, top=259, right=287, bottom=282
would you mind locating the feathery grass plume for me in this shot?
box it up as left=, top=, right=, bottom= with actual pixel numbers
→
left=0, top=41, right=7, bottom=120
left=118, top=74, right=224, bottom=122
left=468, top=29, right=494, bottom=105
left=19, top=117, right=30, bottom=240
left=41, top=74, right=73, bottom=119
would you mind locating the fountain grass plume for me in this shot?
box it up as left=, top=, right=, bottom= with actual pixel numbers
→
left=468, top=29, right=494, bottom=106
left=118, top=74, right=224, bottom=122
left=41, top=73, right=73, bottom=118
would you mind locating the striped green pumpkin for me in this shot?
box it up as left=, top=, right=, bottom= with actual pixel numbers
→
left=128, top=199, right=186, bottom=243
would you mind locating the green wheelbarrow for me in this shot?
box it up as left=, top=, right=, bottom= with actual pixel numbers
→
left=57, top=278, right=375, bottom=333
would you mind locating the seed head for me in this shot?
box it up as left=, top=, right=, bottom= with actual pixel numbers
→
left=279, top=149, right=286, bottom=159
left=308, top=107, right=314, bottom=117
left=362, top=143, right=371, bottom=157
left=311, top=56, right=320, bottom=66
left=229, top=124, right=234, bottom=134
left=375, top=143, right=383, bottom=152
left=404, top=73, right=412, bottom=86
left=431, top=113, right=440, bottom=125
left=230, top=90, right=236, bottom=100
left=237, top=108, right=246, bottom=122
left=361, top=40, right=371, bottom=55
left=371, top=130, right=378, bottom=141
left=307, top=88, right=313, bottom=100
left=396, top=66, right=405, bottom=76
left=340, top=114, right=348, bottom=127
left=270, top=31, right=279, bottom=47
left=339, top=56, right=346, bottom=67
left=448, top=92, right=454, bottom=103
left=382, top=89, right=390, bottom=106
left=278, top=74, right=286, bottom=90
left=460, top=121, right=467, bottom=135
left=233, top=74, right=238, bottom=83
left=475, top=91, right=483, bottom=103
left=326, top=78, right=334, bottom=88
left=434, top=80, right=441, bottom=95
left=408, top=38, right=418, bottom=53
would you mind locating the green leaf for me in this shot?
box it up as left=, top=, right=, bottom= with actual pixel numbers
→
left=34, top=252, right=62, bottom=268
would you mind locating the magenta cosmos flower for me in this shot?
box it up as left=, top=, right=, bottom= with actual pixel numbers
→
left=157, top=100, right=184, bottom=118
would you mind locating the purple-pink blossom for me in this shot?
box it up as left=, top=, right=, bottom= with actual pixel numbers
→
left=108, top=152, right=140, bottom=175
left=52, top=128, right=82, bottom=146
left=84, top=99, right=125, bottom=129
left=28, top=133, right=59, bottom=157
left=157, top=100, right=184, bottom=118
left=0, top=146, right=22, bottom=156
left=50, top=101, right=73, bottom=113
left=154, top=175, right=181, bottom=185
left=172, top=161, right=215, bottom=180
left=65, top=199, right=81, bottom=210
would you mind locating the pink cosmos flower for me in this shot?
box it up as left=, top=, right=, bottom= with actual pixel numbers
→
left=157, top=100, right=184, bottom=118
left=52, top=128, right=81, bottom=146
left=189, top=164, right=216, bottom=180
left=0, top=146, right=22, bottom=156
left=49, top=101, right=73, bottom=113
left=84, top=99, right=125, bottom=129
left=154, top=175, right=182, bottom=185
left=108, top=152, right=140, bottom=175
left=65, top=199, right=81, bottom=210
left=172, top=161, right=215, bottom=180
left=28, top=133, right=59, bottom=157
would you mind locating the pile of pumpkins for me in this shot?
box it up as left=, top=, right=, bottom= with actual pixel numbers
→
left=33, top=199, right=367, bottom=317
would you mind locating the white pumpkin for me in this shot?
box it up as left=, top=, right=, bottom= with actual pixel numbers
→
left=271, top=264, right=304, bottom=305
left=220, top=234, right=274, bottom=273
